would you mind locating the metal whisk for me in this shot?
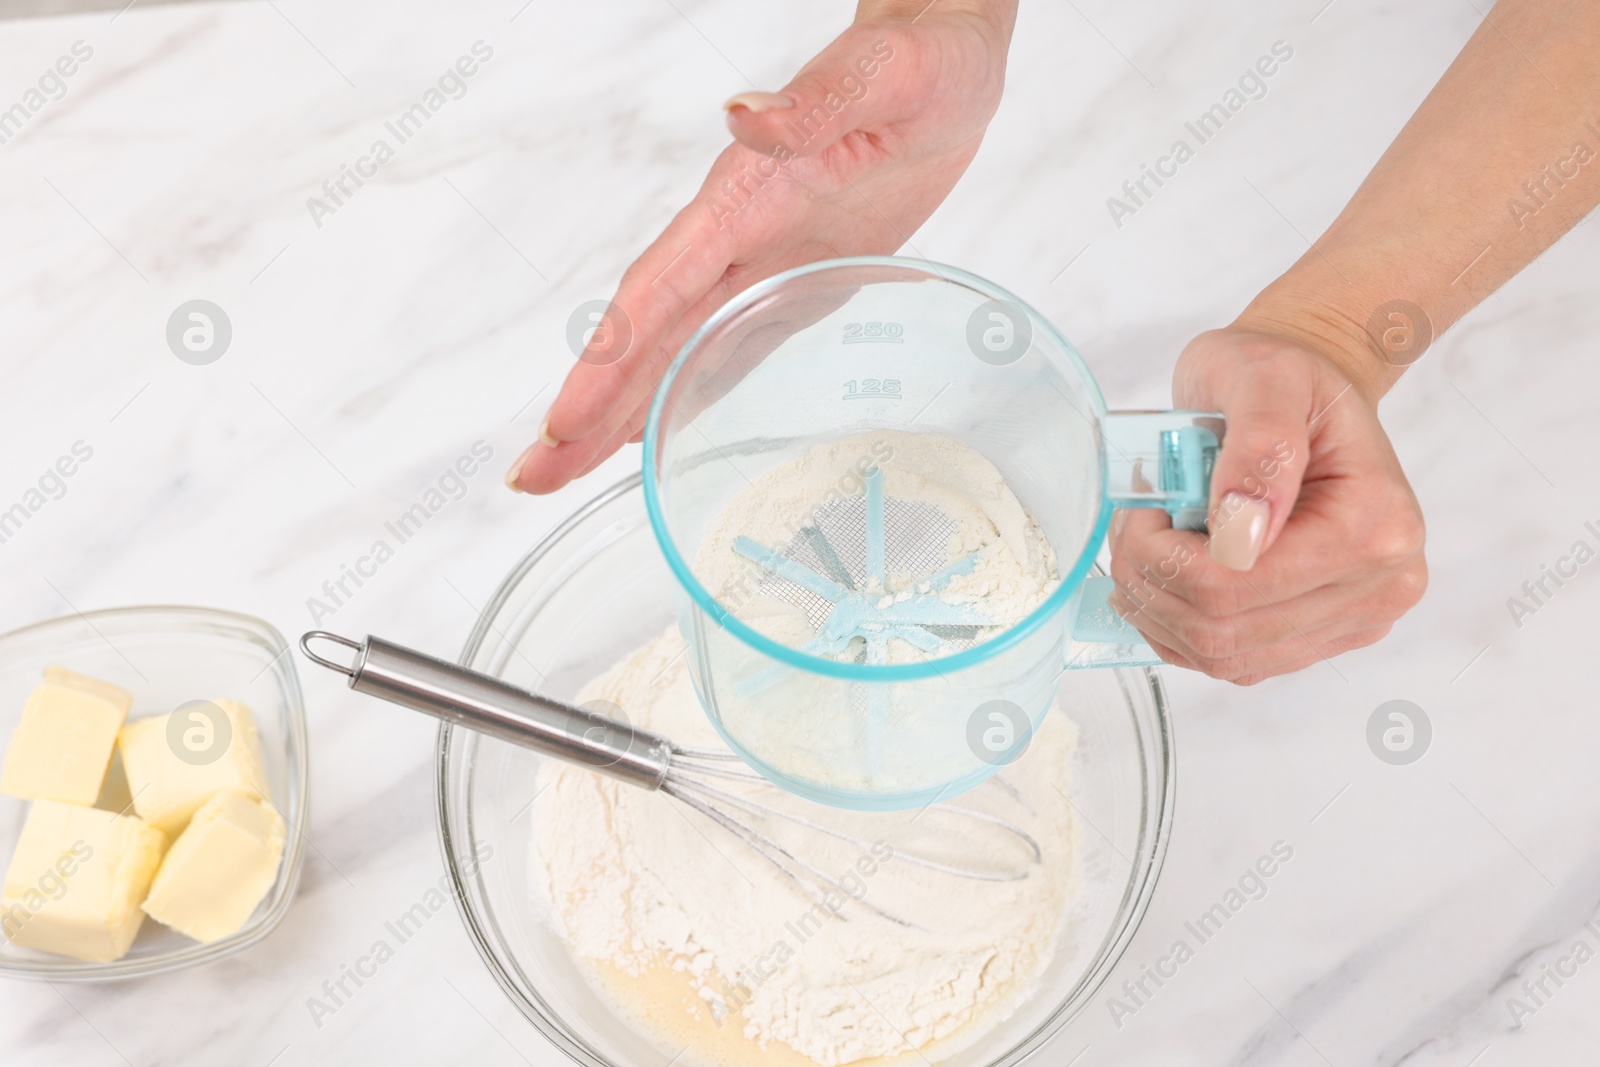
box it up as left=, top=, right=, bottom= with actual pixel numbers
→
left=300, top=631, right=1041, bottom=923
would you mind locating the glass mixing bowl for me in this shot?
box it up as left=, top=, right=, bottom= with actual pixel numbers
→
left=436, top=474, right=1174, bottom=1067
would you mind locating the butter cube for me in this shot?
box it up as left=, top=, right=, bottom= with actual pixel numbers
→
left=142, top=789, right=285, bottom=943
left=1, top=667, right=132, bottom=805
left=0, top=799, right=166, bottom=962
left=118, top=699, right=271, bottom=837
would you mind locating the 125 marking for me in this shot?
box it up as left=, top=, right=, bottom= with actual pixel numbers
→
left=843, top=379, right=902, bottom=400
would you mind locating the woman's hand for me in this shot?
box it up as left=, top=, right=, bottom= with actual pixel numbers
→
left=1108, top=328, right=1428, bottom=685
left=1107, top=0, right=1600, bottom=683
left=506, top=0, right=1018, bottom=493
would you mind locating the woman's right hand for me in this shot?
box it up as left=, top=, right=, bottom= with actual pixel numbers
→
left=1109, top=326, right=1429, bottom=684
left=507, top=0, right=1018, bottom=494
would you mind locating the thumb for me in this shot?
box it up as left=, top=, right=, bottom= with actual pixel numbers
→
left=723, top=27, right=908, bottom=157
left=1180, top=346, right=1313, bottom=573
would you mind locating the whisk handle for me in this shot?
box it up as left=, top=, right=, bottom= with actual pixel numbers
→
left=300, top=630, right=672, bottom=789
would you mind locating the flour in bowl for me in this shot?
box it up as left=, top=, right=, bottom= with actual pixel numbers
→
left=530, top=628, right=1081, bottom=1067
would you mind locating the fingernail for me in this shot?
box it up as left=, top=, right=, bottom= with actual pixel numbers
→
left=537, top=416, right=559, bottom=448
left=1129, top=458, right=1154, bottom=494
left=504, top=443, right=536, bottom=493
left=1209, top=493, right=1269, bottom=571
left=723, top=91, right=793, bottom=113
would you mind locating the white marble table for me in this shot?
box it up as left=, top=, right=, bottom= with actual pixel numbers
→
left=2, top=0, right=1597, bottom=1063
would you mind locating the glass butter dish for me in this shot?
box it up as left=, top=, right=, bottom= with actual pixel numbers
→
left=0, top=606, right=308, bottom=981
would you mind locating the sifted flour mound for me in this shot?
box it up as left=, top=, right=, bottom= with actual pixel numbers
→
left=531, top=628, right=1081, bottom=1067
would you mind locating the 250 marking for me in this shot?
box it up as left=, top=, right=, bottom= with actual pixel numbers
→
left=842, top=322, right=904, bottom=344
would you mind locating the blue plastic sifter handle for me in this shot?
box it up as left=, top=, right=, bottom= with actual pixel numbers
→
left=1064, top=410, right=1223, bottom=670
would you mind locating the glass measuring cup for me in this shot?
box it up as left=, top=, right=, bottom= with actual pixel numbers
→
left=643, top=258, right=1220, bottom=810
